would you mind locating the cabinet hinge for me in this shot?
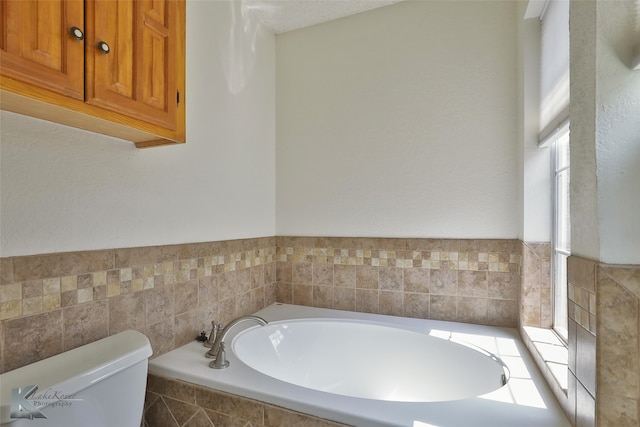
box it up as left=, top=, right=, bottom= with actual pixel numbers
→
left=177, top=91, right=180, bottom=105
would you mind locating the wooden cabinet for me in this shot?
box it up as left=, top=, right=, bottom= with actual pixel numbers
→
left=0, top=0, right=185, bottom=148
left=0, top=0, right=85, bottom=100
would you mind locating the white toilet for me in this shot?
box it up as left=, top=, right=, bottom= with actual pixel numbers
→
left=0, top=330, right=152, bottom=427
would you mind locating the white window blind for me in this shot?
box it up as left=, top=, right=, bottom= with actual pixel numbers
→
left=539, top=0, right=570, bottom=145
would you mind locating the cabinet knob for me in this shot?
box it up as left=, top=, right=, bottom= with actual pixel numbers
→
left=70, top=27, right=84, bottom=41
left=97, top=41, right=110, bottom=54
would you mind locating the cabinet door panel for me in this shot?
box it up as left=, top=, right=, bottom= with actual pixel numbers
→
left=0, top=0, right=84, bottom=99
left=86, top=0, right=177, bottom=130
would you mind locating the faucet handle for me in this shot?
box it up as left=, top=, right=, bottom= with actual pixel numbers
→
left=203, top=321, right=221, bottom=348
left=208, top=342, right=230, bottom=369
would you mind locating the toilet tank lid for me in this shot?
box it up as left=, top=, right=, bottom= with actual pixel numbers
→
left=0, top=330, right=152, bottom=419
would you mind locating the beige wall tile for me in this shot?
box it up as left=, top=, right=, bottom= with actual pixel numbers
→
left=63, top=300, right=109, bottom=351
left=334, top=265, right=356, bottom=288
left=312, top=263, right=333, bottom=286
left=333, top=287, right=356, bottom=312
left=202, top=409, right=244, bottom=427
left=487, top=299, right=518, bottom=327
left=379, top=291, right=403, bottom=316
left=195, top=387, right=263, bottom=425
left=177, top=242, right=221, bottom=261
left=0, top=259, right=14, bottom=285
left=356, top=265, right=378, bottom=289
left=597, top=274, right=638, bottom=399
left=265, top=404, right=347, bottom=427
left=379, top=267, right=403, bottom=291
left=459, top=271, right=488, bottom=297
left=521, top=304, right=541, bottom=326
left=487, top=271, right=519, bottom=300
left=276, top=261, right=292, bottom=282
left=115, top=245, right=177, bottom=268
left=163, top=395, right=199, bottom=426
left=292, top=262, right=312, bottom=284
left=313, top=285, right=333, bottom=309
left=404, top=268, right=429, bottom=293
left=596, top=394, right=638, bottom=427
left=43, top=293, right=61, bottom=311
left=174, top=310, right=199, bottom=348
left=0, top=283, right=22, bottom=302
left=403, top=292, right=430, bottom=319
left=568, top=256, right=596, bottom=292
left=251, top=265, right=265, bottom=289
left=183, top=409, right=214, bottom=427
left=430, top=295, right=457, bottom=321
left=175, top=280, right=199, bottom=315
left=146, top=284, right=175, bottom=326
left=237, top=268, right=251, bottom=294
left=22, top=280, right=42, bottom=298
left=144, top=396, right=180, bottom=427
left=22, top=296, right=43, bottom=315
left=355, top=289, right=378, bottom=313
left=4, top=309, right=63, bottom=371
left=458, top=297, right=488, bottom=324
left=198, top=276, right=218, bottom=310
left=147, top=374, right=196, bottom=403
left=293, top=284, right=312, bottom=306
left=12, top=251, right=114, bottom=282
left=274, top=282, right=292, bottom=304
left=110, top=292, right=146, bottom=334
left=430, top=269, right=457, bottom=296
left=61, top=290, right=78, bottom=307
left=214, top=271, right=238, bottom=300
left=0, top=300, right=21, bottom=321
left=147, top=318, right=175, bottom=358
left=216, top=297, right=237, bottom=326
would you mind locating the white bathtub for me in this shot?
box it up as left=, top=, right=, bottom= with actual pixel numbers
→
left=149, top=304, right=570, bottom=427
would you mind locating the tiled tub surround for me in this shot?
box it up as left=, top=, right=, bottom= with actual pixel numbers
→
left=567, top=256, right=597, bottom=427
left=596, top=262, right=640, bottom=427
left=0, top=236, right=576, bottom=426
left=0, top=237, right=277, bottom=373
left=144, top=373, right=348, bottom=427
left=274, top=237, right=522, bottom=327
left=0, top=237, right=530, bottom=375
left=521, top=242, right=552, bottom=328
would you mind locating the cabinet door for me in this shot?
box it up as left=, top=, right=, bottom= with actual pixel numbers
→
left=85, top=0, right=179, bottom=131
left=0, top=0, right=85, bottom=100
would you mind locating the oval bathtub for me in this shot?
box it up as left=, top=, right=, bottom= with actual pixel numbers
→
left=149, top=303, right=570, bottom=427
left=233, top=319, right=508, bottom=402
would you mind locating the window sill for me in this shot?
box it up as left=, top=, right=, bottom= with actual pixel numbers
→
left=521, top=326, right=568, bottom=395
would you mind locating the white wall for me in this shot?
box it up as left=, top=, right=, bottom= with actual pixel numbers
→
left=276, top=1, right=519, bottom=239
left=518, top=1, right=552, bottom=243
left=595, top=0, right=640, bottom=264
left=570, top=0, right=640, bottom=264
left=570, top=0, right=600, bottom=262
left=0, top=0, right=276, bottom=257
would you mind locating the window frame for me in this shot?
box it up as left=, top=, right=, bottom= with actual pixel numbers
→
left=551, top=127, right=570, bottom=342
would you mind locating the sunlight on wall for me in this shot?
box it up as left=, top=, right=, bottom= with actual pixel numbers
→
left=221, top=0, right=260, bottom=94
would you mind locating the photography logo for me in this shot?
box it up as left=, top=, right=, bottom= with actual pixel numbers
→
left=10, top=385, right=82, bottom=420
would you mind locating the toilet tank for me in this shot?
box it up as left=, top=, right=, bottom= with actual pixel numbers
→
left=0, top=330, right=152, bottom=427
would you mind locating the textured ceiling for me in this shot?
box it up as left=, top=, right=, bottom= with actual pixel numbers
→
left=244, top=0, right=403, bottom=34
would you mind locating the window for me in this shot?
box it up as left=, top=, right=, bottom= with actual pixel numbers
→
left=537, top=0, right=570, bottom=341
left=552, top=128, right=570, bottom=340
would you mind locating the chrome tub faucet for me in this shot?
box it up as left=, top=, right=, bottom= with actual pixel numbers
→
left=205, top=315, right=268, bottom=369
